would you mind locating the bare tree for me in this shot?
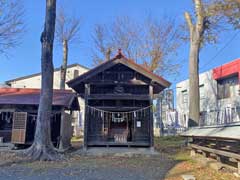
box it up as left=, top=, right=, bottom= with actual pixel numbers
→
left=209, top=0, right=240, bottom=29
left=0, top=0, right=24, bottom=55
left=184, top=0, right=207, bottom=126
left=184, top=0, right=240, bottom=127
left=25, top=0, right=57, bottom=161
left=92, top=16, right=181, bottom=76
left=55, top=8, right=81, bottom=150
left=56, top=8, right=82, bottom=89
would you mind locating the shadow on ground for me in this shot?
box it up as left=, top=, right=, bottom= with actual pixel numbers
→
left=0, top=137, right=186, bottom=180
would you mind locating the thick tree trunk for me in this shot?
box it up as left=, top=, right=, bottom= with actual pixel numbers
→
left=185, top=0, right=204, bottom=127
left=25, top=0, right=58, bottom=161
left=60, top=39, right=68, bottom=90
left=59, top=40, right=69, bottom=151
left=188, top=37, right=200, bottom=127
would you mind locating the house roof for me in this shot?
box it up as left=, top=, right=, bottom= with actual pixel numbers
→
left=0, top=88, right=79, bottom=110
left=181, top=123, right=240, bottom=140
left=5, top=63, right=89, bottom=84
left=67, top=50, right=171, bottom=90
left=0, top=84, right=9, bottom=88
left=212, top=58, right=240, bottom=80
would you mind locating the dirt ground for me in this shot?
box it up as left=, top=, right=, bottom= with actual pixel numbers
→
left=0, top=137, right=238, bottom=180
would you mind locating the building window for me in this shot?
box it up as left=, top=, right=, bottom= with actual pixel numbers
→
left=199, top=85, right=205, bottom=99
left=182, top=90, right=188, bottom=104
left=217, top=75, right=238, bottom=99
left=73, top=70, right=79, bottom=78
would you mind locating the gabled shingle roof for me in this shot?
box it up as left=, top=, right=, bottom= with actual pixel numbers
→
left=67, top=50, right=171, bottom=88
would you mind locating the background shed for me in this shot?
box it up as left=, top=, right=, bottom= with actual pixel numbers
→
left=0, top=88, right=79, bottom=148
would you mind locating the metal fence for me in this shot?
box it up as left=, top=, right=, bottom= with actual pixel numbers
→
left=200, top=107, right=240, bottom=126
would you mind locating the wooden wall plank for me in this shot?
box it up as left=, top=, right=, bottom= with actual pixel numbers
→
left=11, top=112, right=27, bottom=144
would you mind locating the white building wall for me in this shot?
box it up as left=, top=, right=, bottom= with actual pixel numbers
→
left=176, top=70, right=240, bottom=127
left=8, top=65, right=88, bottom=89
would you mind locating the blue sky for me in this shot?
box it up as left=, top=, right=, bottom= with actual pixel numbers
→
left=1, top=0, right=240, bottom=87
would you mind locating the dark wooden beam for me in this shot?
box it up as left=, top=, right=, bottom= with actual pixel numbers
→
left=86, top=80, right=149, bottom=86
left=149, top=85, right=154, bottom=147
left=91, top=106, right=147, bottom=111
left=88, top=94, right=150, bottom=100
left=190, top=143, right=240, bottom=160
left=83, top=83, right=90, bottom=149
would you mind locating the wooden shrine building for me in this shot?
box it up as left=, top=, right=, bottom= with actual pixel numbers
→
left=67, top=50, right=171, bottom=147
left=0, top=88, right=79, bottom=147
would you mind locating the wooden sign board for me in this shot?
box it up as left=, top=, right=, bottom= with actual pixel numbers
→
left=11, top=112, right=27, bottom=144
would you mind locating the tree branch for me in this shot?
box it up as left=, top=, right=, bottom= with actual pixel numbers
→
left=195, top=0, right=204, bottom=33
left=184, top=12, right=194, bottom=36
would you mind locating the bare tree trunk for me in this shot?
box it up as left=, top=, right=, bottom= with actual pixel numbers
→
left=185, top=0, right=204, bottom=127
left=60, top=39, right=68, bottom=90
left=59, top=40, right=69, bottom=151
left=188, top=39, right=200, bottom=126
left=25, top=0, right=58, bottom=161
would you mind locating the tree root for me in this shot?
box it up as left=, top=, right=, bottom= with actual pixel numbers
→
left=23, top=143, right=63, bottom=161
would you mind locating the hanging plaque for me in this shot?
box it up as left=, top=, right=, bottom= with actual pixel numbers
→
left=137, top=121, right=141, bottom=127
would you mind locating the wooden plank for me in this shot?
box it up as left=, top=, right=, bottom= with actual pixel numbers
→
left=87, top=80, right=149, bottom=86
left=210, top=153, right=217, bottom=158
left=88, top=94, right=150, bottom=100
left=238, top=162, right=240, bottom=174
left=216, top=155, right=221, bottom=162
left=11, top=112, right=27, bottom=144
left=92, top=106, right=148, bottom=110
left=182, top=135, right=240, bottom=141
left=190, top=149, right=196, bottom=157
left=87, top=141, right=150, bottom=147
left=190, top=143, right=240, bottom=160
left=202, top=151, right=208, bottom=157
left=229, top=158, right=238, bottom=163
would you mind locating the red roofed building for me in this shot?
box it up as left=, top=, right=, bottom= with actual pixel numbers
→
left=213, top=59, right=240, bottom=81
left=0, top=88, right=79, bottom=148
left=4, top=63, right=89, bottom=138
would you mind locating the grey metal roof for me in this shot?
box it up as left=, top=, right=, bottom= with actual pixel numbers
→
left=181, top=123, right=240, bottom=140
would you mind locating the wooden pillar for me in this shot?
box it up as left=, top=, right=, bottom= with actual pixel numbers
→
left=202, top=151, right=207, bottom=158
left=149, top=85, right=154, bottom=147
left=83, top=84, right=90, bottom=150
left=190, top=149, right=196, bottom=157
left=238, top=161, right=240, bottom=175
left=216, top=155, right=221, bottom=162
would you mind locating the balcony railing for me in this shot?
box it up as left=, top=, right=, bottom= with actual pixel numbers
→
left=200, top=107, right=240, bottom=127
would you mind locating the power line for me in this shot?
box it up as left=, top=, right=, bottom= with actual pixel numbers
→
left=200, top=31, right=240, bottom=71
left=172, top=31, right=240, bottom=85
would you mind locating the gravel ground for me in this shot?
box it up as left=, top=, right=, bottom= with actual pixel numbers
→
left=0, top=151, right=178, bottom=180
